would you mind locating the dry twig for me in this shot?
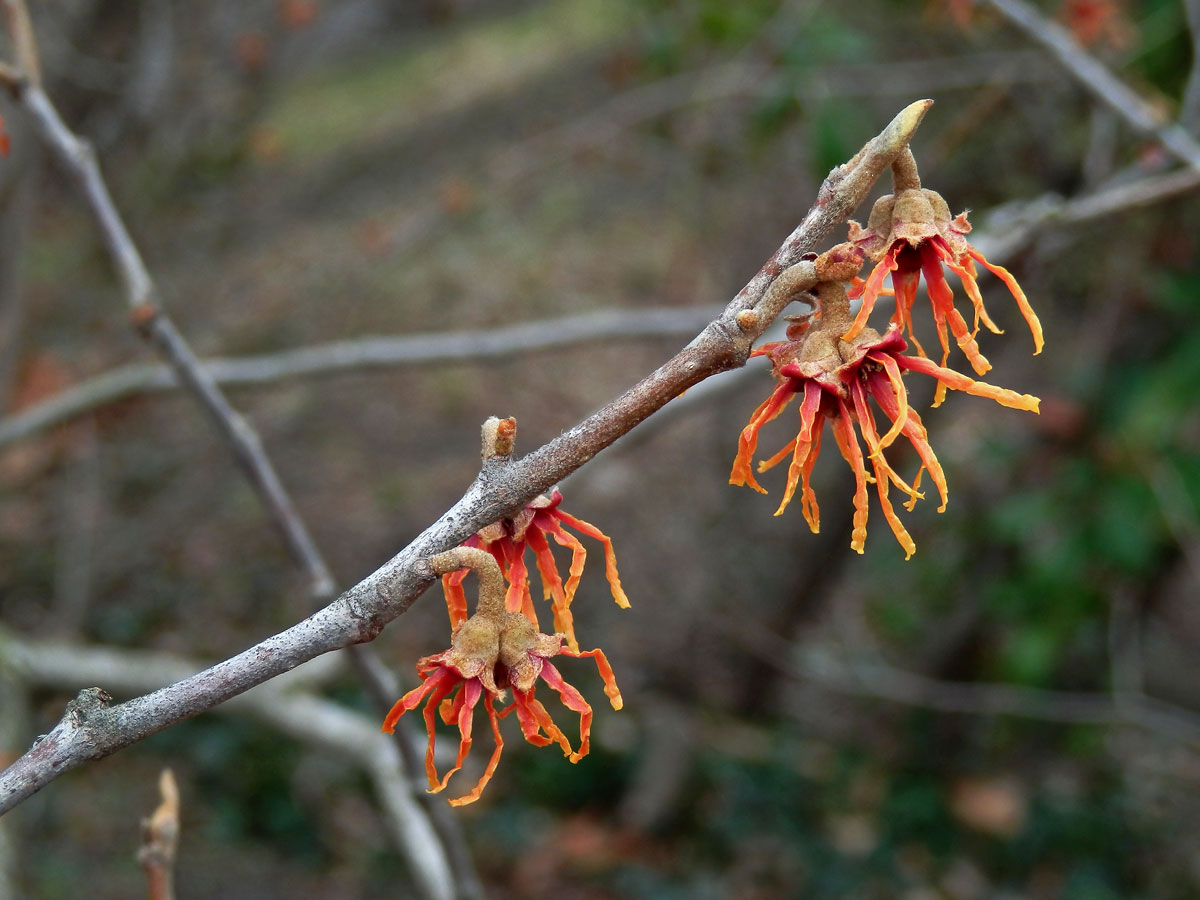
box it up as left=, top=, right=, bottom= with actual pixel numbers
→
left=138, top=769, right=180, bottom=900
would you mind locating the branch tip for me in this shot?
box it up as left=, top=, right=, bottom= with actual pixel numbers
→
left=481, top=416, right=517, bottom=460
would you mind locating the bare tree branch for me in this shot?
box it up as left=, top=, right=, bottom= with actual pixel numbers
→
left=981, top=0, right=1200, bottom=170
left=0, top=98, right=934, bottom=815
left=0, top=305, right=721, bottom=451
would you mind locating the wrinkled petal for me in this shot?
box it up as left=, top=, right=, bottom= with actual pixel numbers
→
left=499, top=536, right=538, bottom=627
left=449, top=696, right=505, bottom=807
left=551, top=508, right=631, bottom=610
left=441, top=570, right=469, bottom=629
left=922, top=244, right=991, bottom=378
left=967, top=247, right=1044, bottom=354
left=730, top=379, right=799, bottom=492
left=851, top=378, right=922, bottom=505
left=559, top=646, right=624, bottom=710
left=865, top=352, right=910, bottom=451
left=896, top=355, right=1041, bottom=413
left=524, top=525, right=577, bottom=650
left=537, top=662, right=595, bottom=763
left=830, top=402, right=870, bottom=553
left=844, top=242, right=901, bottom=342
left=432, top=679, right=483, bottom=793
left=867, top=381, right=949, bottom=513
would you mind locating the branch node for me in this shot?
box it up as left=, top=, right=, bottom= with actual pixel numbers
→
left=129, top=301, right=162, bottom=335
left=65, top=687, right=112, bottom=725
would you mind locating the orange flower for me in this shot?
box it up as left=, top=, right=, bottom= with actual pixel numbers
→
left=385, top=548, right=622, bottom=806
left=383, top=647, right=505, bottom=807
left=441, top=488, right=629, bottom=651
left=843, top=184, right=1043, bottom=396
left=731, top=283, right=1039, bottom=558
left=496, top=623, right=622, bottom=766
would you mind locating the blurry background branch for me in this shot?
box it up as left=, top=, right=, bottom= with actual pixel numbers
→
left=981, top=0, right=1200, bottom=169
left=0, top=305, right=720, bottom=451
left=0, top=628, right=458, bottom=900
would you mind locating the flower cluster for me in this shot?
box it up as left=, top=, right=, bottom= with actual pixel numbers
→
left=386, top=417, right=629, bottom=805
left=731, top=150, right=1042, bottom=556
left=440, top=485, right=629, bottom=653
left=384, top=547, right=622, bottom=806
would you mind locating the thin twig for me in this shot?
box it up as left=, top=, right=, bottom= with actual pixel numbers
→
left=0, top=306, right=721, bottom=451
left=0, top=99, right=933, bottom=815
left=12, top=79, right=335, bottom=599
left=137, top=769, right=179, bottom=900
left=798, top=649, right=1200, bottom=746
left=980, top=0, right=1200, bottom=170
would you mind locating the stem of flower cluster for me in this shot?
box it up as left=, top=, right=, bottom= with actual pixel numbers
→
left=427, top=548, right=506, bottom=619
left=892, top=147, right=922, bottom=192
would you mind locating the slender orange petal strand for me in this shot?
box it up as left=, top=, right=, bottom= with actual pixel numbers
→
left=420, top=675, right=460, bottom=791
left=922, top=250, right=990, bottom=376
left=844, top=243, right=900, bottom=342
left=730, top=380, right=798, bottom=492
left=538, top=514, right=587, bottom=606
left=439, top=686, right=464, bottom=726
left=830, top=404, right=869, bottom=552
left=525, top=526, right=577, bottom=650
left=524, top=527, right=565, bottom=604
left=869, top=381, right=949, bottom=512
left=441, top=571, right=469, bottom=629
left=905, top=465, right=926, bottom=512
left=449, top=697, right=505, bottom=807
left=891, top=265, right=923, bottom=344
left=774, top=382, right=826, bottom=516
left=757, top=435, right=798, bottom=474
left=896, top=355, right=1041, bottom=413
left=552, top=509, right=631, bottom=610
left=799, top=423, right=823, bottom=531
left=538, top=662, right=595, bottom=763
left=866, top=352, right=909, bottom=451
left=500, top=537, right=538, bottom=626
left=516, top=690, right=574, bottom=756
left=381, top=666, right=453, bottom=734
left=434, top=679, right=482, bottom=791
left=775, top=435, right=816, bottom=517
left=501, top=692, right=552, bottom=747
left=796, top=380, right=823, bottom=444
left=968, top=248, right=1044, bottom=354
left=939, top=248, right=1002, bottom=337
left=864, top=436, right=917, bottom=560
left=561, top=647, right=623, bottom=709
left=851, top=379, right=922, bottom=504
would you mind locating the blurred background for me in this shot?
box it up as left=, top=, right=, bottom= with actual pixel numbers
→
left=2, top=0, right=1200, bottom=897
